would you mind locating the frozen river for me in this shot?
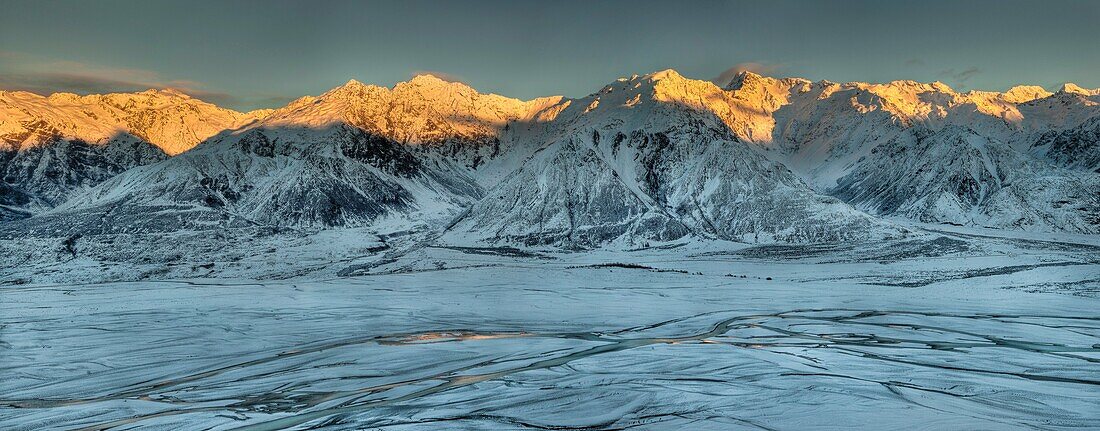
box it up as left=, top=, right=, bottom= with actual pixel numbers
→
left=2, top=239, right=1100, bottom=430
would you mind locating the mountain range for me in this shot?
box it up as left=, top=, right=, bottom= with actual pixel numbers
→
left=2, top=70, right=1097, bottom=247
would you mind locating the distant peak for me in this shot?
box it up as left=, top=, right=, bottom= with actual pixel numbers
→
left=335, top=79, right=375, bottom=92
left=1002, top=85, right=1052, bottom=103
left=407, top=74, right=450, bottom=85
left=321, top=78, right=381, bottom=99
left=139, top=88, right=189, bottom=98
left=929, top=81, right=954, bottom=93
left=725, top=70, right=765, bottom=90
left=647, top=69, right=686, bottom=81
left=735, top=70, right=764, bottom=82
left=395, top=74, right=477, bottom=94
left=244, top=108, right=275, bottom=119
left=46, top=92, right=83, bottom=103
left=723, top=70, right=815, bottom=95
left=737, top=70, right=764, bottom=79
left=1060, top=83, right=1100, bottom=96
left=1061, top=83, right=1085, bottom=93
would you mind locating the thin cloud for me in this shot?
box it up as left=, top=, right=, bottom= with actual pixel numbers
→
left=938, top=67, right=982, bottom=83
left=0, top=71, right=170, bottom=95
left=712, top=62, right=784, bottom=86
left=904, top=58, right=924, bottom=67
left=1, top=58, right=176, bottom=94
left=956, top=67, right=981, bottom=82
left=0, top=70, right=245, bottom=109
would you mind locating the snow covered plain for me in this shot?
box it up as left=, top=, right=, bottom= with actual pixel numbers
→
left=2, top=228, right=1100, bottom=430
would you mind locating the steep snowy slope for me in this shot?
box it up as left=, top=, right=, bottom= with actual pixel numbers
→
left=832, top=126, right=1099, bottom=233
left=443, top=71, right=900, bottom=247
left=1011, top=89, right=1100, bottom=159
left=442, top=136, right=693, bottom=247
left=1031, top=115, right=1100, bottom=172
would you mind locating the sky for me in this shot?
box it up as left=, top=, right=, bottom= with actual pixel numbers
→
left=1, top=0, right=1098, bottom=111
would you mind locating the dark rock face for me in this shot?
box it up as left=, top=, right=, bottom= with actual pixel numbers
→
left=635, top=132, right=671, bottom=200
left=235, top=130, right=275, bottom=158
left=338, top=128, right=421, bottom=177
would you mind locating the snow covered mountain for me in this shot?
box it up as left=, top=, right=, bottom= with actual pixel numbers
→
left=709, top=72, right=1100, bottom=233
left=0, top=89, right=269, bottom=218
left=0, top=88, right=268, bottom=155
left=444, top=70, right=900, bottom=246
left=720, top=72, right=1099, bottom=186
left=3, top=70, right=1098, bottom=244
left=44, top=77, right=563, bottom=233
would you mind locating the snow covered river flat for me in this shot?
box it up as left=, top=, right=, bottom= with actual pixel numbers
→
left=3, top=236, right=1100, bottom=430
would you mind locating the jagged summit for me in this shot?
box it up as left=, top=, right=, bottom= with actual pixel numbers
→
left=319, top=78, right=385, bottom=98
left=725, top=70, right=812, bottom=93
left=723, top=70, right=763, bottom=89
left=558, top=69, right=737, bottom=135
left=44, top=92, right=87, bottom=104
left=646, top=68, right=687, bottom=82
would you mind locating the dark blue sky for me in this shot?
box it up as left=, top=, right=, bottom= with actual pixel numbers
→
left=2, top=0, right=1097, bottom=110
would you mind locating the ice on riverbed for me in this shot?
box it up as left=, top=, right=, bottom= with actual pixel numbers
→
left=1, top=231, right=1099, bottom=430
